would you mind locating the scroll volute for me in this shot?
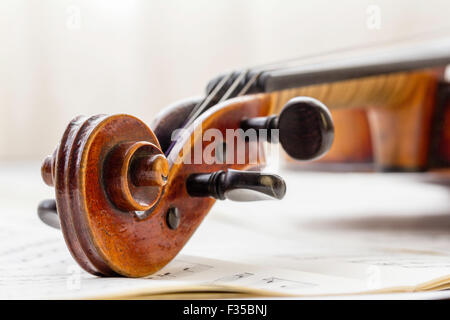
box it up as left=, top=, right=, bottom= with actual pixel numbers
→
left=102, top=141, right=168, bottom=212
left=41, top=137, right=169, bottom=213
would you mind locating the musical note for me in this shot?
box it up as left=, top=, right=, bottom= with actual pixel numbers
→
left=256, top=277, right=317, bottom=290
left=147, top=260, right=213, bottom=280
left=214, top=272, right=254, bottom=282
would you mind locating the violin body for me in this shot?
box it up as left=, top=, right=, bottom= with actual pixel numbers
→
left=274, top=69, right=444, bottom=171
left=305, top=70, right=450, bottom=170
left=38, top=38, right=450, bottom=277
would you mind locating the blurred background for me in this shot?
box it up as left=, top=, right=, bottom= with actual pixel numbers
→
left=1, top=0, right=450, bottom=161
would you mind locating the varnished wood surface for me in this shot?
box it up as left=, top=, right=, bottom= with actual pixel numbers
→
left=268, top=70, right=440, bottom=112
left=367, top=75, right=437, bottom=170
left=432, top=87, right=450, bottom=167
left=301, top=109, right=372, bottom=164
left=437, top=107, right=450, bottom=164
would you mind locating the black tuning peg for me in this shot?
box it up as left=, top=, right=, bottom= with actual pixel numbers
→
left=241, top=96, right=334, bottom=160
left=186, top=169, right=286, bottom=201
left=37, top=199, right=60, bottom=229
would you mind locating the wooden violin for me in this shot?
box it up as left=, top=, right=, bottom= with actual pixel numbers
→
left=38, top=38, right=450, bottom=277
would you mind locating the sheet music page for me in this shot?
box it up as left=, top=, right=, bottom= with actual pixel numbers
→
left=182, top=170, right=450, bottom=293
left=1, top=163, right=450, bottom=298
left=0, top=222, right=365, bottom=299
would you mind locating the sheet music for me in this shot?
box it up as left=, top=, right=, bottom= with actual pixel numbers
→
left=1, top=163, right=450, bottom=298
left=0, top=225, right=364, bottom=299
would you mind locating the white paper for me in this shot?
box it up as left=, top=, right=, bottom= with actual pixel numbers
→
left=1, top=163, right=450, bottom=299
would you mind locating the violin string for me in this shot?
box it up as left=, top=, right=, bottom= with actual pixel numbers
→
left=182, top=73, right=236, bottom=133
left=164, top=25, right=450, bottom=155
left=164, top=72, right=236, bottom=155
left=181, top=25, right=450, bottom=127
left=218, top=70, right=249, bottom=103
left=233, top=24, right=450, bottom=76
left=185, top=72, right=234, bottom=123
left=237, top=72, right=261, bottom=96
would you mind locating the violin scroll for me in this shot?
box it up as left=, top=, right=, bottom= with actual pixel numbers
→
left=37, top=94, right=333, bottom=277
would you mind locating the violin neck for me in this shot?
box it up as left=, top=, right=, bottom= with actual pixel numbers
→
left=255, top=38, right=450, bottom=93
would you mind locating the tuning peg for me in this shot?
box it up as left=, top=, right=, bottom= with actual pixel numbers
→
left=186, top=169, right=286, bottom=201
left=37, top=199, right=60, bottom=229
left=41, top=140, right=169, bottom=213
left=241, top=96, right=334, bottom=160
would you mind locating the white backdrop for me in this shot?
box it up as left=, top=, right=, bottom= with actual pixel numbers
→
left=1, top=0, right=450, bottom=160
